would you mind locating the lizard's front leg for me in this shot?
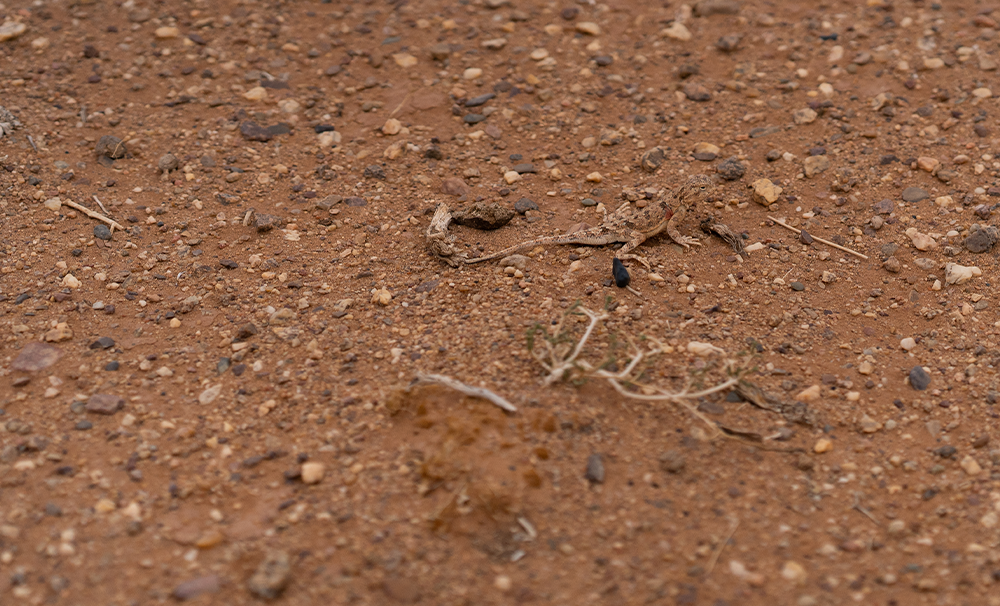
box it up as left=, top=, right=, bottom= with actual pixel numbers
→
left=666, top=203, right=701, bottom=249
left=614, top=232, right=651, bottom=270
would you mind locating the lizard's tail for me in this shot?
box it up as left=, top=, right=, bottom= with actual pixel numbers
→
left=465, top=233, right=570, bottom=264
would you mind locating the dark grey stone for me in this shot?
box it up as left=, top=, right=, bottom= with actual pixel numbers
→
left=909, top=366, right=930, bottom=390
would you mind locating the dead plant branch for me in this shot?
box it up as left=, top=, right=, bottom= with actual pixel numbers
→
left=528, top=304, right=745, bottom=437
left=852, top=492, right=880, bottom=526
left=63, top=199, right=125, bottom=231
left=707, top=518, right=740, bottom=576
left=417, top=373, right=517, bottom=413
left=92, top=195, right=110, bottom=215
left=768, top=216, right=868, bottom=260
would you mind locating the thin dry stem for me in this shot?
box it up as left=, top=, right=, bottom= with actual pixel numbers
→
left=417, top=373, right=517, bottom=412
left=530, top=305, right=741, bottom=436
left=62, top=199, right=125, bottom=231
left=707, top=518, right=740, bottom=576
left=768, top=216, right=868, bottom=260
left=535, top=306, right=609, bottom=385
left=92, top=195, right=109, bottom=215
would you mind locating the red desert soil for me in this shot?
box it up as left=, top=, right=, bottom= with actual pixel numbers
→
left=1, top=0, right=1000, bottom=604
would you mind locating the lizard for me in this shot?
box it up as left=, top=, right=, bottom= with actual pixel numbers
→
left=465, top=174, right=716, bottom=269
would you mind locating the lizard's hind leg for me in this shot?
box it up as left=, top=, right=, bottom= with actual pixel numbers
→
left=614, top=231, right=651, bottom=270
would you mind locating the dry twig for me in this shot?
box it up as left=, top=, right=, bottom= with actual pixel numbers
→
left=707, top=518, right=740, bottom=576
left=528, top=305, right=741, bottom=437
left=62, top=199, right=125, bottom=231
left=417, top=373, right=517, bottom=413
left=768, top=216, right=868, bottom=260
left=92, top=195, right=109, bottom=216
left=389, top=91, right=414, bottom=118
left=852, top=492, right=880, bottom=526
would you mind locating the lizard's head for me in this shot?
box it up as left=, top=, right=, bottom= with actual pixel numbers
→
left=681, top=175, right=716, bottom=201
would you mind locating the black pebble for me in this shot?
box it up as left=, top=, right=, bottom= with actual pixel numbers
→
left=612, top=258, right=630, bottom=288
left=104, top=361, right=120, bottom=371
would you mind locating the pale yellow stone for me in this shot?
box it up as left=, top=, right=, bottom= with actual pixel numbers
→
left=382, top=118, right=402, bottom=135
left=750, top=179, right=782, bottom=206
left=318, top=131, right=341, bottom=147
left=960, top=455, right=982, bottom=476
left=814, top=438, right=833, bottom=453
left=481, top=38, right=508, bottom=50
left=393, top=53, right=418, bottom=68
left=693, top=142, right=721, bottom=156
left=278, top=99, right=300, bottom=114
left=916, top=156, right=940, bottom=172
left=243, top=86, right=267, bottom=101
left=781, top=561, right=807, bottom=585
left=155, top=27, right=180, bottom=39
left=575, top=22, right=601, bottom=36
left=661, top=22, right=691, bottom=41
left=301, top=462, right=326, bottom=484
left=371, top=287, right=392, bottom=306
left=44, top=322, right=73, bottom=343
left=0, top=21, right=27, bottom=43
left=585, top=172, right=603, bottom=183
left=796, top=384, right=821, bottom=402
left=944, top=263, right=982, bottom=285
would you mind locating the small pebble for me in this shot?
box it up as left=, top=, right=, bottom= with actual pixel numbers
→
left=909, top=366, right=931, bottom=390
left=585, top=453, right=605, bottom=483
left=301, top=462, right=325, bottom=484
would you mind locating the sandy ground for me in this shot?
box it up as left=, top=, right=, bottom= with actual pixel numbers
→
left=1, top=0, right=1000, bottom=604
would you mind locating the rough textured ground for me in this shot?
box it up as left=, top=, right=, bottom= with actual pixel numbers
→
left=2, top=0, right=1000, bottom=604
